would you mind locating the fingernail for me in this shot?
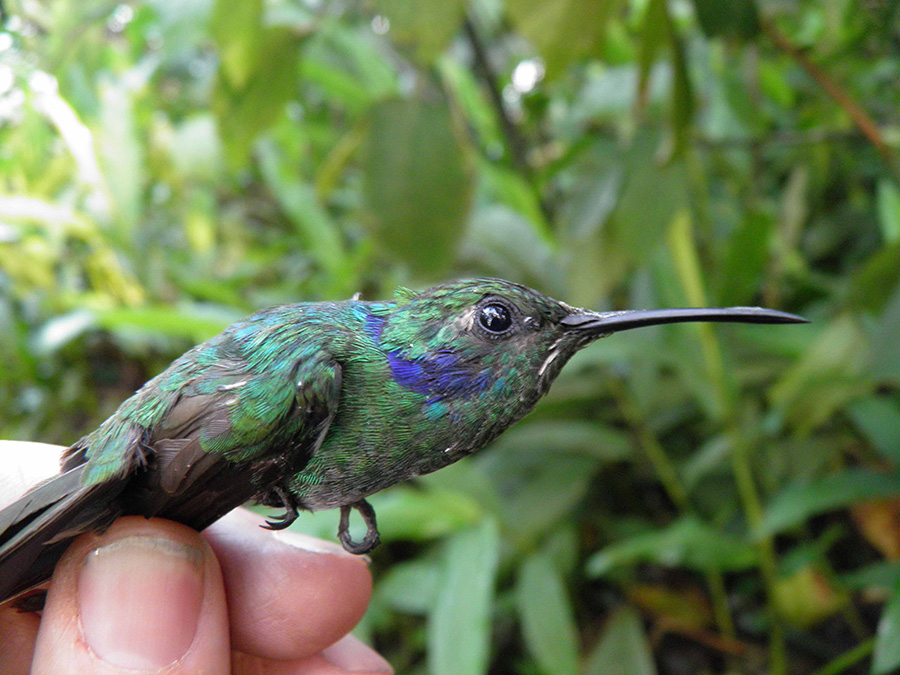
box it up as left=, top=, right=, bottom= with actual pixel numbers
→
left=272, top=529, right=369, bottom=561
left=322, top=635, right=394, bottom=673
left=78, top=535, right=205, bottom=669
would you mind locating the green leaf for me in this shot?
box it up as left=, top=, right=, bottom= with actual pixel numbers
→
left=362, top=95, right=475, bottom=278
left=610, top=132, right=689, bottom=262
left=94, top=305, right=235, bottom=343
left=584, top=606, right=657, bottom=675
left=636, top=0, right=668, bottom=112
left=691, top=0, right=761, bottom=41
left=477, top=161, right=549, bottom=235
left=870, top=281, right=900, bottom=385
left=480, top=445, right=600, bottom=545
left=506, top=0, right=619, bottom=78
left=841, top=562, right=900, bottom=592
left=300, top=55, right=373, bottom=116
left=845, top=242, right=900, bottom=313
left=299, top=22, right=398, bottom=113
left=877, top=178, right=900, bottom=244
left=139, top=0, right=213, bottom=63
left=214, top=28, right=301, bottom=166
left=632, top=0, right=696, bottom=146
left=300, top=21, right=399, bottom=119
left=490, top=419, right=631, bottom=461
left=377, top=558, right=441, bottom=614
left=769, top=316, right=872, bottom=433
left=873, top=584, right=900, bottom=674
left=257, top=139, right=347, bottom=277
left=98, top=81, right=144, bottom=239
left=718, top=212, right=772, bottom=306
left=428, top=519, right=500, bottom=675
left=760, top=470, right=900, bottom=536
left=460, top=204, right=559, bottom=292
left=373, top=0, right=466, bottom=64
left=586, top=516, right=757, bottom=576
left=560, top=166, right=622, bottom=244
left=847, top=396, right=900, bottom=464
left=366, top=486, right=484, bottom=541
left=758, top=60, right=795, bottom=108
left=211, top=0, right=262, bottom=89
left=34, top=309, right=96, bottom=354
left=169, top=114, right=224, bottom=182
left=439, top=59, right=505, bottom=163
left=667, top=15, right=694, bottom=149
left=516, top=553, right=580, bottom=675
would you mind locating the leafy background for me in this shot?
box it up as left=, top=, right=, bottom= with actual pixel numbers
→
left=1, top=0, right=900, bottom=673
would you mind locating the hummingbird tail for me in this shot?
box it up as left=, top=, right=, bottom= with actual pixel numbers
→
left=0, top=466, right=126, bottom=605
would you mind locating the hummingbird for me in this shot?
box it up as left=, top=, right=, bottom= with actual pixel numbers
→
left=0, top=278, right=805, bottom=603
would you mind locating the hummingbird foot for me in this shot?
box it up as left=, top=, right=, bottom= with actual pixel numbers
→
left=338, top=499, right=380, bottom=554
left=261, top=486, right=300, bottom=530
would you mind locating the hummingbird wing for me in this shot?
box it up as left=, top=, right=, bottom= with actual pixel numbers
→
left=0, top=351, right=344, bottom=604
left=137, top=354, right=343, bottom=526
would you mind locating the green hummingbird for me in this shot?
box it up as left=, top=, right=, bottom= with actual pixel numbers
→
left=0, top=278, right=805, bottom=602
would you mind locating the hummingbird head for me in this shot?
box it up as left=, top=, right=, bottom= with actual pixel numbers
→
left=377, top=278, right=805, bottom=408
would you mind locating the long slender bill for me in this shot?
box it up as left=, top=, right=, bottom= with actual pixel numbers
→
left=560, top=307, right=808, bottom=334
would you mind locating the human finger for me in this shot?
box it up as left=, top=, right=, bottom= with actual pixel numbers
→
left=0, top=604, right=39, bottom=675
left=31, top=517, right=231, bottom=674
left=232, top=634, right=393, bottom=674
left=203, top=508, right=374, bottom=661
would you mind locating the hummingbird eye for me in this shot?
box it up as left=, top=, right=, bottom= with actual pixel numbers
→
left=478, top=303, right=513, bottom=334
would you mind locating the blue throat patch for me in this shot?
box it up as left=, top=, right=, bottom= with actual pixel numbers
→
left=365, top=312, right=491, bottom=402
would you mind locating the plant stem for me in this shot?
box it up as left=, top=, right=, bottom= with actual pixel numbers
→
left=762, top=19, right=899, bottom=181
left=462, top=15, right=530, bottom=176
left=612, top=379, right=736, bottom=642
left=808, top=638, right=875, bottom=675
left=730, top=429, right=787, bottom=675
left=462, top=14, right=552, bottom=225
left=664, top=214, right=787, bottom=671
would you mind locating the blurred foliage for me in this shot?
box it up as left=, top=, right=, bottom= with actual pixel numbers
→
left=2, top=0, right=900, bottom=673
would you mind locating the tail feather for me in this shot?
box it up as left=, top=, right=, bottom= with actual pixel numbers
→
left=1, top=418, right=284, bottom=605
left=0, top=453, right=263, bottom=605
left=0, top=467, right=126, bottom=603
left=0, top=466, right=84, bottom=536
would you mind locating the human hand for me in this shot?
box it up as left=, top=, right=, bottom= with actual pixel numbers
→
left=0, top=441, right=393, bottom=674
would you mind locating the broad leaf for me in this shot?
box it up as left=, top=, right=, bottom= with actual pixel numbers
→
left=873, top=584, right=900, bottom=674
left=373, top=0, right=466, bottom=64
left=516, top=553, right=579, bottom=675
left=847, top=396, right=900, bottom=464
left=587, top=516, right=757, bottom=575
left=584, top=606, right=657, bottom=675
left=761, top=470, right=900, bottom=536
left=362, top=95, right=475, bottom=278
left=691, top=0, right=761, bottom=41
left=506, top=0, right=619, bottom=78
left=211, top=0, right=262, bottom=88
left=428, top=519, right=500, bottom=675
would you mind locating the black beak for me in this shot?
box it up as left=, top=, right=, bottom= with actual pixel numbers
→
left=560, top=306, right=807, bottom=334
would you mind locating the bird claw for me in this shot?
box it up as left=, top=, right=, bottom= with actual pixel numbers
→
left=338, top=500, right=380, bottom=555
left=262, top=509, right=298, bottom=530
left=262, top=486, right=300, bottom=530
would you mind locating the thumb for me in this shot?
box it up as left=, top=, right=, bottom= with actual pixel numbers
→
left=31, top=517, right=231, bottom=674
